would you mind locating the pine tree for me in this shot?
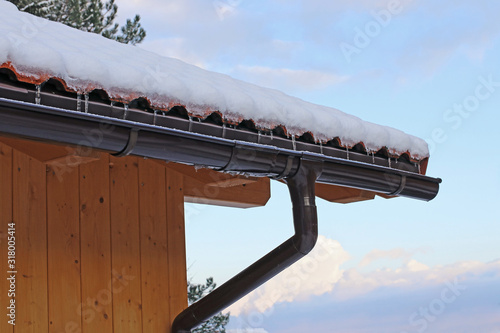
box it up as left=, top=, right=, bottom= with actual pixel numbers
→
left=7, top=0, right=51, bottom=16
left=8, top=0, right=146, bottom=45
left=188, top=277, right=230, bottom=333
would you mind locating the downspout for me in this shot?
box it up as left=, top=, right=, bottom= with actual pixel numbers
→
left=0, top=88, right=441, bottom=331
left=171, top=159, right=322, bottom=333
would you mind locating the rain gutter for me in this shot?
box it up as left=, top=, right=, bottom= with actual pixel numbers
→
left=0, top=98, right=441, bottom=201
left=0, top=96, right=441, bottom=333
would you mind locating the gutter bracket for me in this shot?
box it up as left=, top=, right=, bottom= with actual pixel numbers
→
left=112, top=128, right=139, bottom=157
left=272, top=155, right=295, bottom=180
left=389, top=174, right=407, bottom=196
left=171, top=159, right=322, bottom=333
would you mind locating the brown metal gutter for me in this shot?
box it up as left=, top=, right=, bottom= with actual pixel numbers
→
left=172, top=159, right=322, bottom=333
left=0, top=96, right=441, bottom=333
left=0, top=97, right=441, bottom=201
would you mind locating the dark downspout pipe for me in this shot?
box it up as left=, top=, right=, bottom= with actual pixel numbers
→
left=171, top=159, right=322, bottom=333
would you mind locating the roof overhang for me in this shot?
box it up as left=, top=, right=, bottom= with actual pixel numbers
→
left=0, top=78, right=441, bottom=201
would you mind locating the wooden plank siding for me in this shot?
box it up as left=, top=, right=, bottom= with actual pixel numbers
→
left=166, top=167, right=188, bottom=325
left=79, top=155, right=113, bottom=333
left=109, top=155, right=143, bottom=332
left=13, top=150, right=49, bottom=332
left=46, top=160, right=82, bottom=333
left=138, top=158, right=171, bottom=332
left=0, top=137, right=194, bottom=333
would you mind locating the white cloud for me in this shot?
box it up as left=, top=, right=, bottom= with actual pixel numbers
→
left=393, top=0, right=500, bottom=74
left=117, top=0, right=500, bottom=83
left=241, top=263, right=500, bottom=333
left=229, top=258, right=500, bottom=332
left=359, top=247, right=415, bottom=267
left=227, top=235, right=350, bottom=316
left=118, top=0, right=272, bottom=66
left=138, top=38, right=207, bottom=68
left=227, top=329, right=269, bottom=333
left=230, top=66, right=349, bottom=94
left=275, top=0, right=406, bottom=13
left=227, top=233, right=500, bottom=317
left=332, top=259, right=499, bottom=301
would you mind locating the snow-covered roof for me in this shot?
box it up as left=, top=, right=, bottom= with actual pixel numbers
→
left=0, top=0, right=429, bottom=160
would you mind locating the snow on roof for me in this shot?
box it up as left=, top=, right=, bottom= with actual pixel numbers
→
left=0, top=1, right=429, bottom=159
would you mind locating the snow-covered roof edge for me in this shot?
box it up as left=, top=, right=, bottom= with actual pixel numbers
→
left=0, top=0, right=429, bottom=160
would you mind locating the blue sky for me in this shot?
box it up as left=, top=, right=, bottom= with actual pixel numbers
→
left=117, top=0, right=500, bottom=331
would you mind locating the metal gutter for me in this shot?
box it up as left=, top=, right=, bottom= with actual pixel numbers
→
left=0, top=96, right=441, bottom=333
left=0, top=98, right=441, bottom=201
left=0, top=78, right=425, bottom=173
left=172, top=159, right=322, bottom=333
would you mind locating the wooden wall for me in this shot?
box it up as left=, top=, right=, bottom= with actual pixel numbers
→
left=0, top=131, right=387, bottom=332
left=0, top=141, right=188, bottom=333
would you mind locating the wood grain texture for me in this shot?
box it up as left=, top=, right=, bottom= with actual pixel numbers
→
left=315, top=183, right=376, bottom=204
left=79, top=155, right=113, bottom=332
left=167, top=162, right=270, bottom=208
left=0, top=142, right=14, bottom=333
left=166, top=167, right=188, bottom=325
left=139, top=158, right=171, bottom=332
left=13, top=150, right=49, bottom=332
left=109, top=156, right=143, bottom=332
left=47, top=161, right=81, bottom=333
left=0, top=138, right=194, bottom=333
left=0, top=137, right=100, bottom=165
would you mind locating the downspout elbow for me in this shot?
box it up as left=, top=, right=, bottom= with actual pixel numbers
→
left=292, top=230, right=318, bottom=255
left=171, top=158, right=322, bottom=333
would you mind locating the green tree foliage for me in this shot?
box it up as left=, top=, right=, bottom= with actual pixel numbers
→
left=8, top=0, right=146, bottom=44
left=188, top=277, right=230, bottom=333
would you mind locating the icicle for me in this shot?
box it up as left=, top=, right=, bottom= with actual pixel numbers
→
left=84, top=94, right=89, bottom=113
left=319, top=141, right=324, bottom=155
left=153, top=110, right=158, bottom=125
left=292, top=136, right=296, bottom=151
left=346, top=147, right=350, bottom=160
left=270, top=131, right=273, bottom=140
left=222, top=123, right=226, bottom=138
left=417, top=162, right=421, bottom=174
left=123, top=104, right=129, bottom=119
left=388, top=157, right=391, bottom=168
left=188, top=115, right=193, bottom=132
left=258, top=131, right=262, bottom=144
left=76, top=93, right=81, bottom=112
left=35, top=85, right=41, bottom=105
left=372, top=152, right=375, bottom=164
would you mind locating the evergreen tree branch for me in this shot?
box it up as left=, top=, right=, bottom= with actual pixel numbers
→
left=7, top=0, right=146, bottom=45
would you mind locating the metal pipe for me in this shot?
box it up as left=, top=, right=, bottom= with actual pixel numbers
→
left=171, top=159, right=322, bottom=333
left=0, top=98, right=441, bottom=201
left=0, top=96, right=441, bottom=333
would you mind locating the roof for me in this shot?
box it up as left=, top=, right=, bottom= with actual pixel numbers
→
left=0, top=1, right=429, bottom=168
